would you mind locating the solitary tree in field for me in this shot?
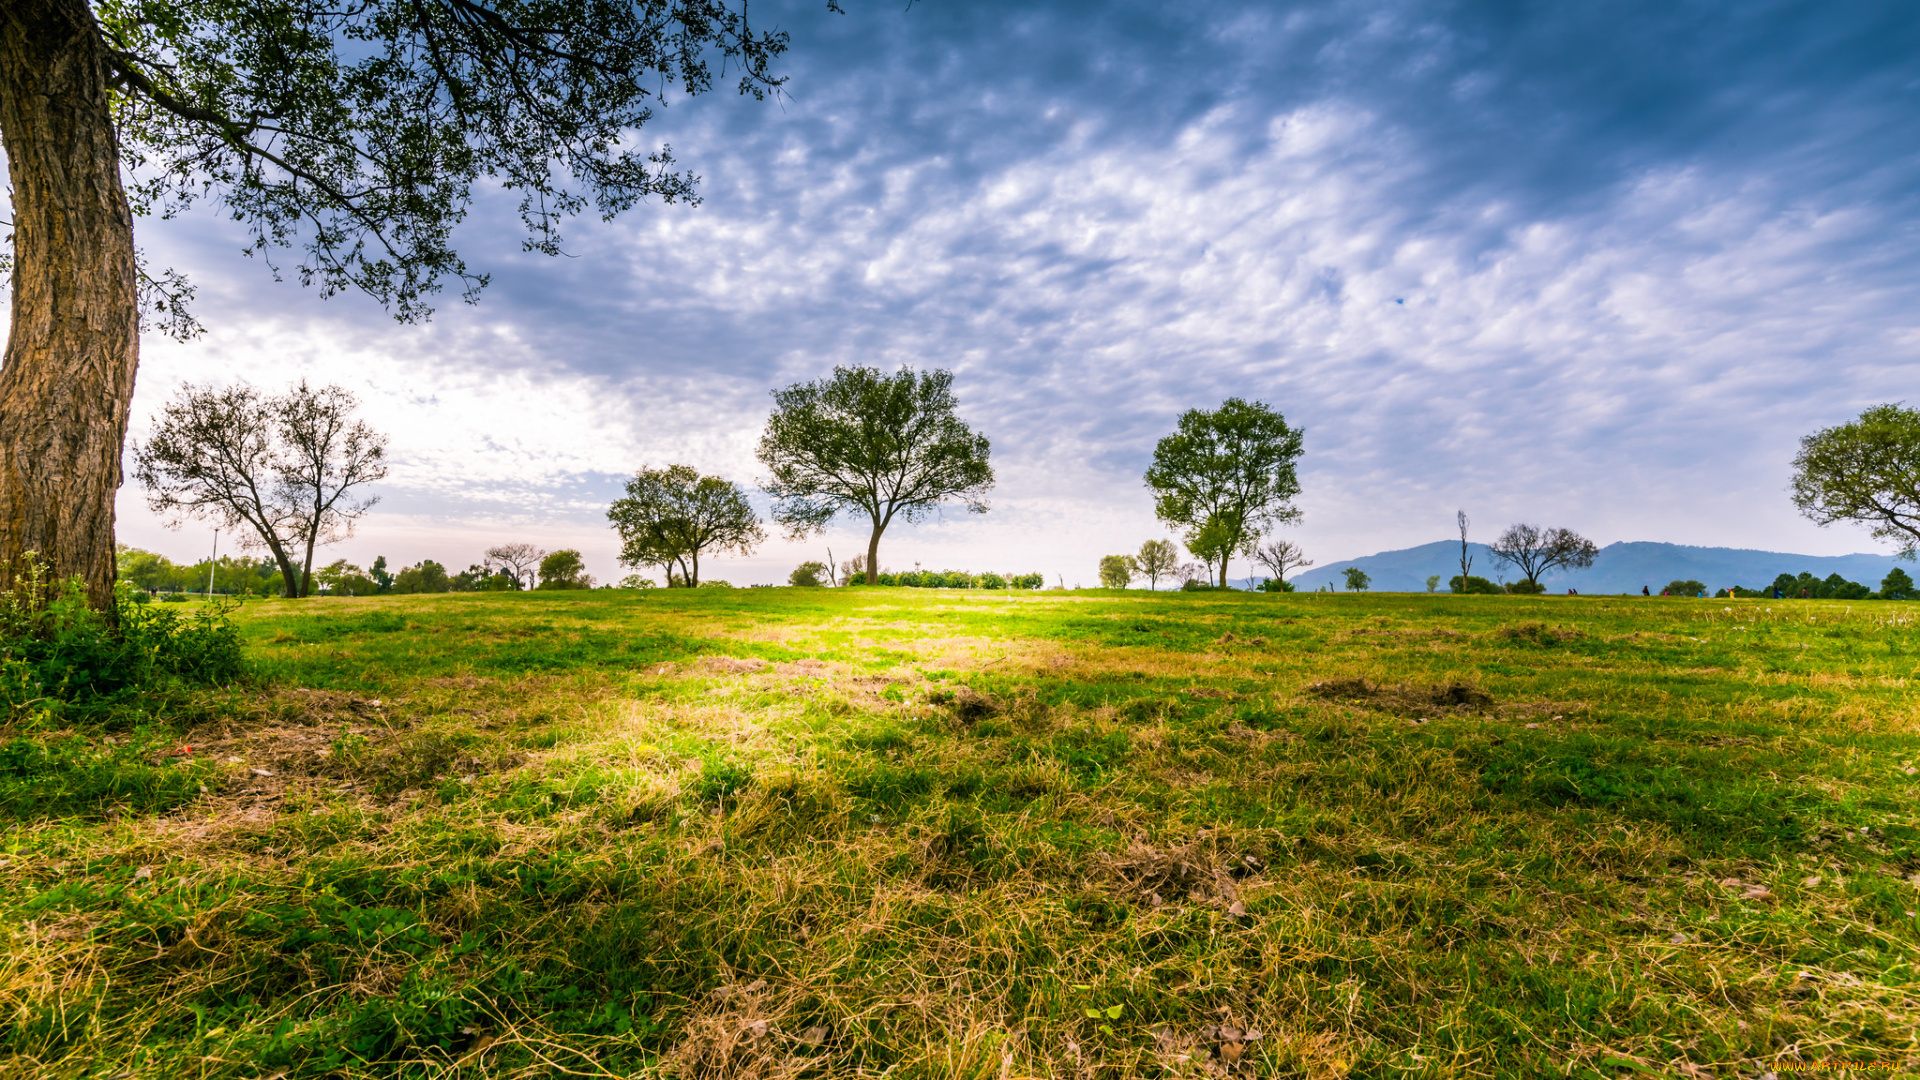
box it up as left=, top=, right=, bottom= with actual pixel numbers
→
left=1098, top=555, right=1136, bottom=589
left=1135, top=539, right=1180, bottom=590
left=0, top=0, right=805, bottom=606
left=1456, top=510, right=1474, bottom=591
left=1144, top=398, right=1304, bottom=588
left=1342, top=567, right=1371, bottom=592
left=1487, top=523, right=1599, bottom=588
left=608, top=465, right=764, bottom=587
left=485, top=543, right=545, bottom=591
left=1252, top=538, right=1313, bottom=587
left=132, top=381, right=386, bottom=598
left=757, top=367, right=993, bottom=584
left=1791, top=404, right=1920, bottom=559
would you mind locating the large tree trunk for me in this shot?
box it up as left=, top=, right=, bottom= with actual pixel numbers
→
left=0, top=0, right=138, bottom=610
left=865, top=520, right=883, bottom=585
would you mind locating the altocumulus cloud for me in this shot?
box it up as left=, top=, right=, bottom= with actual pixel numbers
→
left=110, top=0, right=1920, bottom=583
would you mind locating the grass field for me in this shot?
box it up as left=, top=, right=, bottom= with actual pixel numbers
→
left=2, top=587, right=1917, bottom=1079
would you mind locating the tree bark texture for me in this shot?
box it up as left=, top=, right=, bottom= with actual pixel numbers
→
left=0, top=0, right=138, bottom=608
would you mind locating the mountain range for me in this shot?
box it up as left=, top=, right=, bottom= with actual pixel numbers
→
left=1280, top=540, right=1908, bottom=595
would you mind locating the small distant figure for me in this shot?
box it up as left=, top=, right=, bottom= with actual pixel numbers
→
left=1642, top=585, right=1650, bottom=596
left=1801, top=587, right=1809, bottom=598
left=1772, top=586, right=1782, bottom=599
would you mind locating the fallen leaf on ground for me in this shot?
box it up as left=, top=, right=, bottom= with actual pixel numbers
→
left=709, top=978, right=767, bottom=1001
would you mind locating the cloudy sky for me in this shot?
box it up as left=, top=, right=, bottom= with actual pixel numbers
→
left=112, top=0, right=1920, bottom=586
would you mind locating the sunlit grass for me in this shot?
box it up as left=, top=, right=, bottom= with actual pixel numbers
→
left=2, top=588, right=1916, bottom=1077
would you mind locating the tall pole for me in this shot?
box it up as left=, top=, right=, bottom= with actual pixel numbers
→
left=206, top=528, right=219, bottom=600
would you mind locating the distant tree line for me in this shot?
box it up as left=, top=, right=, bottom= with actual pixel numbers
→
left=1721, top=569, right=1914, bottom=600
left=848, top=569, right=1045, bottom=590
left=116, top=541, right=603, bottom=598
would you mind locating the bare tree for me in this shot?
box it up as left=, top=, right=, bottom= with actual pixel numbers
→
left=1457, top=510, right=1474, bottom=591
left=132, top=381, right=386, bottom=598
left=1488, top=523, right=1600, bottom=587
left=1252, top=538, right=1313, bottom=586
left=839, top=553, right=867, bottom=586
left=485, top=543, right=546, bottom=591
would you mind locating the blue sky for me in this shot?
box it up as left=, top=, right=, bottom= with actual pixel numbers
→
left=113, top=0, right=1920, bottom=585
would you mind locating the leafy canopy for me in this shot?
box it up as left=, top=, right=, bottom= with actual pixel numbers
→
left=1144, top=398, right=1303, bottom=588
left=1791, top=403, right=1920, bottom=559
left=130, top=381, right=386, bottom=599
left=1134, top=539, right=1180, bottom=590
left=757, top=366, right=992, bottom=582
left=537, top=549, right=594, bottom=590
left=95, top=0, right=811, bottom=319
left=607, top=465, right=764, bottom=587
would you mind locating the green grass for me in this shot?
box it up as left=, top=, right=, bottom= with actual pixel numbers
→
left=2, top=587, right=1917, bottom=1078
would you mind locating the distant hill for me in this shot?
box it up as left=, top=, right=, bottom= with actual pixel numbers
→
left=1283, top=540, right=1908, bottom=595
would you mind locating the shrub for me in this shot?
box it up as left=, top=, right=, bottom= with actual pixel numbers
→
left=789, top=561, right=829, bottom=587
left=1449, top=575, right=1503, bottom=595
left=1505, top=580, right=1545, bottom=595
left=1010, top=573, right=1045, bottom=590
left=1254, top=576, right=1295, bottom=592
left=1662, top=580, right=1706, bottom=597
left=697, top=579, right=733, bottom=589
left=978, top=572, right=1006, bottom=590
left=0, top=565, right=245, bottom=718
